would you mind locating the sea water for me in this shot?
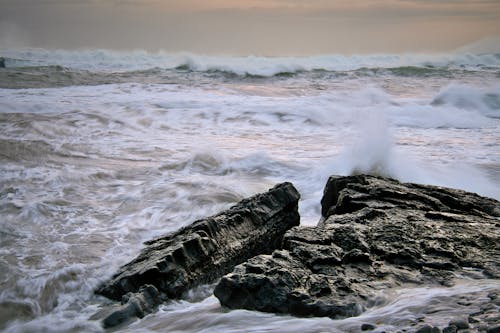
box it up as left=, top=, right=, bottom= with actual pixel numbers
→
left=0, top=49, right=499, bottom=332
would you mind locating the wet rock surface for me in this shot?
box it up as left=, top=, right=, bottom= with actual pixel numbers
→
left=467, top=291, right=500, bottom=333
left=96, top=182, right=300, bottom=302
left=91, top=285, right=163, bottom=329
left=94, top=182, right=300, bottom=328
left=215, top=175, right=500, bottom=322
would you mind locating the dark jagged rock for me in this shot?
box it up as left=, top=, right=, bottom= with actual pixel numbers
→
left=448, top=319, right=469, bottom=330
left=416, top=325, right=441, bottom=333
left=0, top=58, right=5, bottom=68
left=92, top=285, right=163, bottom=329
left=215, top=175, right=500, bottom=320
left=442, top=325, right=458, bottom=333
left=488, top=326, right=500, bottom=333
left=361, top=323, right=376, bottom=331
left=96, top=182, right=300, bottom=302
left=467, top=291, right=500, bottom=333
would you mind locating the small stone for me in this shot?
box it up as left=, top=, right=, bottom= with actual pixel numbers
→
left=443, top=325, right=457, bottom=333
left=481, top=304, right=496, bottom=312
left=477, top=324, right=489, bottom=331
left=101, top=285, right=162, bottom=329
left=361, top=323, right=376, bottom=331
left=468, top=315, right=479, bottom=323
left=487, top=326, right=500, bottom=333
left=416, top=325, right=441, bottom=333
left=449, top=319, right=469, bottom=330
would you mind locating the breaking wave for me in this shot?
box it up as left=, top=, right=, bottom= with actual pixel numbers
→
left=1, top=49, right=499, bottom=77
left=431, top=84, right=500, bottom=118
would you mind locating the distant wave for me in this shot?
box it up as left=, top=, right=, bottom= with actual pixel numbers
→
left=1, top=49, right=499, bottom=77
left=168, top=54, right=500, bottom=77
left=0, top=64, right=483, bottom=89
left=0, top=64, right=177, bottom=89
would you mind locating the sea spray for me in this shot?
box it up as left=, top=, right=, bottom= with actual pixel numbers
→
left=319, top=103, right=500, bottom=200
left=339, top=108, right=395, bottom=177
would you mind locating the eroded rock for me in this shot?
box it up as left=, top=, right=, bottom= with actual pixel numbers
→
left=96, top=182, right=300, bottom=302
left=215, top=175, right=500, bottom=319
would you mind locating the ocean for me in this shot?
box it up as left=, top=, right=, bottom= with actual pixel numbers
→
left=0, top=49, right=499, bottom=332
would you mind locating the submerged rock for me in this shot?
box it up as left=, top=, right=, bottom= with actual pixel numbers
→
left=96, top=182, right=300, bottom=302
left=215, top=175, right=500, bottom=319
left=415, top=325, right=441, bottom=333
left=361, top=323, right=376, bottom=331
left=93, top=285, right=163, bottom=329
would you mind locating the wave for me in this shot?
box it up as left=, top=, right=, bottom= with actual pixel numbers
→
left=0, top=65, right=178, bottom=89
left=1, top=49, right=499, bottom=77
left=170, top=54, right=500, bottom=77
left=0, top=62, right=495, bottom=89
left=160, top=150, right=301, bottom=179
left=431, top=84, right=500, bottom=118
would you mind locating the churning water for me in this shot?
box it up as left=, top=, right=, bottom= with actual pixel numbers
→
left=0, top=49, right=499, bottom=332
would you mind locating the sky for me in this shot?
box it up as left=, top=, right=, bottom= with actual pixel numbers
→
left=1, top=0, right=499, bottom=55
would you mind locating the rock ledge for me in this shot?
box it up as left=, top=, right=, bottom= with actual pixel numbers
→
left=215, top=175, right=499, bottom=320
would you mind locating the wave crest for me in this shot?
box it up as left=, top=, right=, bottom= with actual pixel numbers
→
left=1, top=49, right=499, bottom=77
left=432, top=84, right=500, bottom=118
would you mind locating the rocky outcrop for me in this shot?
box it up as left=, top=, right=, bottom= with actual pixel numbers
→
left=96, top=182, right=300, bottom=302
left=215, top=175, right=500, bottom=320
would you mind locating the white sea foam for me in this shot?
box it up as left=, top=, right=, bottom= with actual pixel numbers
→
left=432, top=83, right=500, bottom=118
left=1, top=48, right=500, bottom=75
left=109, top=279, right=498, bottom=333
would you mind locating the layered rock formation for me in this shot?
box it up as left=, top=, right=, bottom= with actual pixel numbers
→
left=96, top=182, right=300, bottom=302
left=215, top=175, right=499, bottom=321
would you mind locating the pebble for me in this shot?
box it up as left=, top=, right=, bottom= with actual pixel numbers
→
left=487, top=326, right=500, bottom=333
left=361, top=323, right=376, bottom=331
left=449, top=319, right=469, bottom=330
left=442, top=325, right=457, bottom=333
left=416, top=325, right=441, bottom=333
